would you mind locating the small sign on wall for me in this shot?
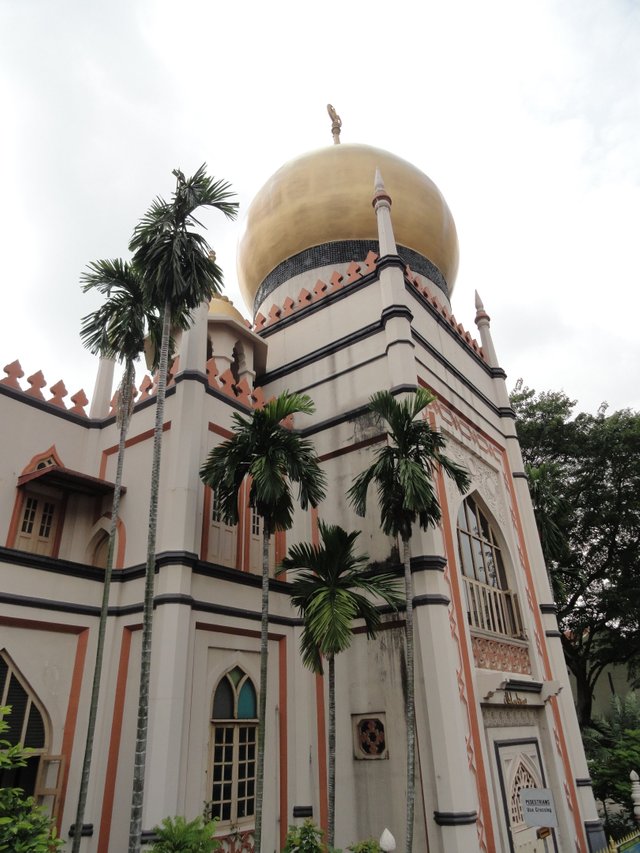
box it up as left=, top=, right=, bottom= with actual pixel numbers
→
left=519, top=788, right=558, bottom=828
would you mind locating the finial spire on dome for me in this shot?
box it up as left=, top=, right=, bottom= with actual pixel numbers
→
left=372, top=169, right=397, bottom=256
left=327, top=104, right=342, bottom=144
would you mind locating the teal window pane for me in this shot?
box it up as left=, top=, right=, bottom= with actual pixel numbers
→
left=237, top=680, right=256, bottom=719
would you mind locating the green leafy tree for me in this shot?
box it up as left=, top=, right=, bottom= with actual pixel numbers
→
left=582, top=695, right=640, bottom=834
left=149, top=815, right=220, bottom=853
left=280, top=523, right=402, bottom=849
left=72, top=259, right=163, bottom=853
left=348, top=389, right=469, bottom=853
left=512, top=385, right=640, bottom=726
left=127, top=165, right=238, bottom=853
left=200, top=391, right=327, bottom=852
left=0, top=707, right=62, bottom=852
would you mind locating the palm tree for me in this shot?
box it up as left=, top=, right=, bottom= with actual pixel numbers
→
left=127, top=165, right=238, bottom=853
left=347, top=389, right=469, bottom=853
left=280, top=522, right=402, bottom=849
left=73, top=259, right=159, bottom=853
left=199, top=391, right=327, bottom=852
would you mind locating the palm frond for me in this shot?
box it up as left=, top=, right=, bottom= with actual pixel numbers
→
left=282, top=523, right=402, bottom=673
left=348, top=389, right=469, bottom=539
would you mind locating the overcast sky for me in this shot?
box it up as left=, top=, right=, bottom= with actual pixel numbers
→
left=2, top=0, right=639, bottom=416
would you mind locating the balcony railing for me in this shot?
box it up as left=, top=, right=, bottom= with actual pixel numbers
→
left=463, top=576, right=523, bottom=639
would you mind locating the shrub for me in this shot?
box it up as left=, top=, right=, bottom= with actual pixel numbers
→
left=0, top=706, right=62, bottom=852
left=149, top=815, right=220, bottom=853
left=347, top=841, right=382, bottom=853
left=283, top=820, right=324, bottom=852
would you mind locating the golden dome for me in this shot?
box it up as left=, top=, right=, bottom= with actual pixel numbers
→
left=208, top=294, right=248, bottom=325
left=237, top=143, right=459, bottom=311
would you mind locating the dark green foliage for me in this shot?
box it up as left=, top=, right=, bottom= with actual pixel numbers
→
left=200, top=391, right=327, bottom=536
left=149, top=815, right=220, bottom=853
left=0, top=707, right=62, bottom=852
left=512, top=385, right=640, bottom=726
left=129, top=164, right=237, bottom=312
left=348, top=389, right=470, bottom=541
left=583, top=695, right=640, bottom=836
left=281, top=523, right=402, bottom=674
left=282, top=820, right=325, bottom=853
left=347, top=841, right=382, bottom=853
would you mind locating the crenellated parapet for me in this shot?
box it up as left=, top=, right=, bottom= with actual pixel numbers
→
left=1, top=359, right=89, bottom=416
left=252, top=251, right=379, bottom=331
left=404, top=266, right=486, bottom=361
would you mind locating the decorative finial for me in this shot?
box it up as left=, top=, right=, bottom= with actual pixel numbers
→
left=474, top=290, right=484, bottom=311
left=327, top=104, right=342, bottom=144
left=374, top=168, right=385, bottom=194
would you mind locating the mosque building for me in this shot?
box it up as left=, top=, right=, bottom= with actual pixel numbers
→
left=0, top=117, right=606, bottom=852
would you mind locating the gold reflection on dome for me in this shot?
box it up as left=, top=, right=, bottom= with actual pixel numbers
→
left=236, top=143, right=459, bottom=311
left=208, top=294, right=248, bottom=325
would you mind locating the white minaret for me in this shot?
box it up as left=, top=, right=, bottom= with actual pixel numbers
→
left=372, top=169, right=398, bottom=257
left=89, top=355, right=115, bottom=418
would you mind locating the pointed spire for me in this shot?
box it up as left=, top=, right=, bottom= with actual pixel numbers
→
left=473, top=291, right=498, bottom=366
left=372, top=169, right=397, bottom=256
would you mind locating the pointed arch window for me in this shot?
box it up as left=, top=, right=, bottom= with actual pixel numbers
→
left=0, top=652, right=48, bottom=797
left=456, top=495, right=523, bottom=638
left=210, top=667, right=257, bottom=825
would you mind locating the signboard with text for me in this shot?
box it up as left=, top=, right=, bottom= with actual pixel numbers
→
left=520, top=788, right=558, bottom=828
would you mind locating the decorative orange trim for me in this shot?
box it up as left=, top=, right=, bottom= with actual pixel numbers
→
left=274, top=529, right=286, bottom=567
left=56, top=627, right=89, bottom=835
left=194, top=623, right=284, bottom=641
left=21, top=445, right=64, bottom=474
left=435, top=460, right=496, bottom=853
left=318, top=434, right=386, bottom=463
left=98, top=625, right=137, bottom=853
left=278, top=638, right=288, bottom=851
left=0, top=615, right=86, bottom=635
left=5, top=489, right=26, bottom=548
left=208, top=422, right=233, bottom=439
left=418, top=378, right=505, bottom=454
left=99, top=422, right=171, bottom=480
left=501, top=449, right=587, bottom=852
left=315, top=673, right=328, bottom=838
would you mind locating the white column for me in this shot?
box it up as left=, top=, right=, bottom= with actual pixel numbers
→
left=89, top=356, right=115, bottom=418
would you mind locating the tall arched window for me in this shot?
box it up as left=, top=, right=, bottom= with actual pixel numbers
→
left=0, top=652, right=49, bottom=796
left=210, top=667, right=257, bottom=825
left=456, top=495, right=523, bottom=638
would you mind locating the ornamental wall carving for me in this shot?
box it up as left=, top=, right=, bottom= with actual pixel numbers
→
left=472, top=636, right=532, bottom=675
left=482, top=706, right=539, bottom=728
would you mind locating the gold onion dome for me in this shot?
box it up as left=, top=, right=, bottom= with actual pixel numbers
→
left=236, top=143, right=459, bottom=312
left=207, top=293, right=248, bottom=324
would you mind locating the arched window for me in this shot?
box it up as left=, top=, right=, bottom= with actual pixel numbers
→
left=0, top=652, right=49, bottom=796
left=210, top=667, right=257, bottom=825
left=456, top=495, right=523, bottom=638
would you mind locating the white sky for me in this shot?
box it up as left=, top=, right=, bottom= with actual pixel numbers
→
left=1, top=0, right=639, bottom=415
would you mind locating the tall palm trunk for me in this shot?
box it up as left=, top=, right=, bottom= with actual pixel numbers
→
left=128, top=299, right=172, bottom=853
left=254, top=525, right=270, bottom=852
left=402, top=535, right=415, bottom=853
left=327, top=652, right=336, bottom=849
left=72, top=361, right=134, bottom=853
